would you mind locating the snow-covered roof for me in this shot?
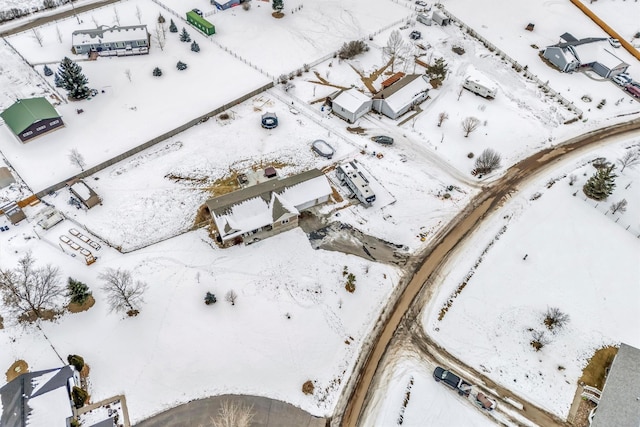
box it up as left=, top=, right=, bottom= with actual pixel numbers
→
left=373, top=75, right=430, bottom=114
left=464, top=66, right=497, bottom=91
left=72, top=25, right=148, bottom=47
left=333, top=88, right=371, bottom=112
left=27, top=386, right=73, bottom=427
left=70, top=181, right=91, bottom=200
left=0, top=366, right=74, bottom=427
left=572, top=42, right=627, bottom=68
left=207, top=169, right=332, bottom=240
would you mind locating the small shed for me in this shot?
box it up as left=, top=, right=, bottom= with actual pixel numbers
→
left=417, top=13, right=431, bottom=26
left=432, top=10, right=450, bottom=26
left=331, top=89, right=372, bottom=124
left=1, top=202, right=26, bottom=224
left=68, top=179, right=101, bottom=209
left=0, top=167, right=16, bottom=189
left=186, top=11, right=215, bottom=35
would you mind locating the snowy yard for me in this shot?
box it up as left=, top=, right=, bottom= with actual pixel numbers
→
left=0, top=0, right=638, bottom=424
left=422, top=140, right=640, bottom=418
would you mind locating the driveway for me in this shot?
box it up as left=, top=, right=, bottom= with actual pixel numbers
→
left=135, top=394, right=326, bottom=427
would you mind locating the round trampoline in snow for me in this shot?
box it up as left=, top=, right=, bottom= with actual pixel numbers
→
left=261, top=112, right=278, bottom=129
left=312, top=139, right=335, bottom=159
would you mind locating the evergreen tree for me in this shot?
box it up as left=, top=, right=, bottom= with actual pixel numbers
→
left=152, top=67, right=162, bottom=77
left=56, top=57, right=91, bottom=100
left=176, top=61, right=188, bottom=71
left=272, top=0, right=284, bottom=12
left=43, top=64, right=53, bottom=76
left=583, top=164, right=617, bottom=201
left=54, top=73, right=64, bottom=87
left=67, top=277, right=91, bottom=305
left=179, top=28, right=191, bottom=42
left=67, top=354, right=85, bottom=371
left=169, top=19, right=178, bottom=33
left=204, top=292, right=217, bottom=305
left=426, top=57, right=448, bottom=81
left=191, top=41, right=200, bottom=52
left=157, top=13, right=165, bottom=24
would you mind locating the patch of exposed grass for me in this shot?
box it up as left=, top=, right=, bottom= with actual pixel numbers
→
left=580, top=346, right=618, bottom=389
left=67, top=295, right=95, bottom=314
left=6, top=360, right=28, bottom=382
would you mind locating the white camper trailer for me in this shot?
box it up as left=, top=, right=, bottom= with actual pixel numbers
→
left=336, top=161, right=375, bottom=206
left=462, top=68, right=497, bottom=99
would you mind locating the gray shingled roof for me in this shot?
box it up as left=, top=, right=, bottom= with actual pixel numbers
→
left=591, top=343, right=640, bottom=427
left=0, top=365, right=74, bottom=427
left=206, top=169, right=324, bottom=216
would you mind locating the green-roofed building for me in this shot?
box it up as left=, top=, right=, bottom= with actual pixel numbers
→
left=0, top=97, right=64, bottom=143
left=186, top=11, right=216, bottom=36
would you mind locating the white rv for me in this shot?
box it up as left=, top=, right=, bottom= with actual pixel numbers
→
left=462, top=67, right=497, bottom=99
left=336, top=161, right=376, bottom=206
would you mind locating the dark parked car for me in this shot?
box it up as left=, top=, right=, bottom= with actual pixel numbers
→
left=192, top=8, right=203, bottom=16
left=433, top=366, right=461, bottom=389
left=261, top=112, right=278, bottom=129
left=433, top=366, right=471, bottom=396
left=410, top=30, right=422, bottom=40
left=372, top=135, right=394, bottom=145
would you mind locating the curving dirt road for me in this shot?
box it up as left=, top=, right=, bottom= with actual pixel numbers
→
left=335, top=118, right=640, bottom=427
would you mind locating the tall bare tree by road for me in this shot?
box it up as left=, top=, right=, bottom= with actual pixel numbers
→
left=0, top=252, right=63, bottom=320
left=99, top=268, right=148, bottom=316
left=617, top=148, right=640, bottom=173
left=383, top=30, right=408, bottom=73
left=68, top=148, right=86, bottom=171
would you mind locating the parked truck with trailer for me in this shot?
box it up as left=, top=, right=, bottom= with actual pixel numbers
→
left=336, top=161, right=376, bottom=206
left=433, top=366, right=472, bottom=396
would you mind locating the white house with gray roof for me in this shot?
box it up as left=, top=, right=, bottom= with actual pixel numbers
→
left=542, top=34, right=629, bottom=78
left=372, top=74, right=430, bottom=120
left=72, top=25, right=149, bottom=56
left=206, top=169, right=332, bottom=245
left=590, top=343, right=640, bottom=427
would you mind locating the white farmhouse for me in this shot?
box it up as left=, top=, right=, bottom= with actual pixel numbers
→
left=372, top=74, right=430, bottom=120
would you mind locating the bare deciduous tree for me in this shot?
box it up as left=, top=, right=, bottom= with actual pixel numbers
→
left=437, top=111, right=449, bottom=127
left=617, top=149, right=640, bottom=173
left=569, top=174, right=577, bottom=186
left=135, top=6, right=143, bottom=24
left=32, top=29, right=44, bottom=47
left=92, top=15, right=99, bottom=27
left=457, top=86, right=464, bottom=100
left=530, top=329, right=550, bottom=351
left=0, top=252, right=63, bottom=320
left=610, top=198, right=627, bottom=214
left=154, top=24, right=166, bottom=51
left=99, top=268, right=148, bottom=316
left=461, top=116, right=480, bottom=137
left=383, top=30, right=408, bottom=72
left=543, top=307, right=570, bottom=331
left=125, top=68, right=132, bottom=82
left=113, top=7, right=120, bottom=25
left=210, top=401, right=255, bottom=427
left=56, top=25, right=63, bottom=43
left=225, top=290, right=237, bottom=306
left=474, top=148, right=501, bottom=174
left=68, top=148, right=86, bottom=171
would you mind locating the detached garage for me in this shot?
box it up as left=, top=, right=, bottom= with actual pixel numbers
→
left=0, top=97, right=64, bottom=143
left=331, top=88, right=372, bottom=123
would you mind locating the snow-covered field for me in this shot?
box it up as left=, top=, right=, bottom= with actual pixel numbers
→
left=0, top=0, right=639, bottom=424
left=422, top=140, right=640, bottom=418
